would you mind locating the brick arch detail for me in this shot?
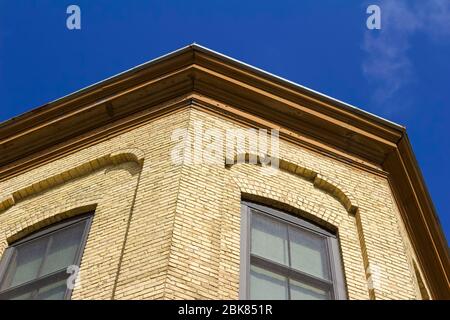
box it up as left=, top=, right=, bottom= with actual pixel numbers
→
left=225, top=153, right=358, bottom=215
left=0, top=149, right=145, bottom=213
left=6, top=204, right=98, bottom=244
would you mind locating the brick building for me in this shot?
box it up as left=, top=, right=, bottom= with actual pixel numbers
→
left=0, top=44, right=448, bottom=300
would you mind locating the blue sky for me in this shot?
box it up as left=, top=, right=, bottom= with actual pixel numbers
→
left=0, top=0, right=449, bottom=241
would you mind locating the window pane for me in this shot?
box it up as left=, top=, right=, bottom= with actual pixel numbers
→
left=40, top=222, right=85, bottom=276
left=8, top=289, right=34, bottom=300
left=289, top=226, right=330, bottom=279
left=290, top=278, right=330, bottom=300
left=250, top=265, right=287, bottom=300
left=251, top=211, right=288, bottom=265
left=2, top=237, right=48, bottom=289
left=35, top=279, right=67, bottom=300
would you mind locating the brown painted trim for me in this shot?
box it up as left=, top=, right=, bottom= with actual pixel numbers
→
left=191, top=66, right=398, bottom=163
left=0, top=94, right=388, bottom=182
left=189, top=95, right=387, bottom=176
left=0, top=95, right=192, bottom=182
left=192, top=62, right=401, bottom=143
left=384, top=139, right=450, bottom=299
left=1, top=49, right=402, bottom=168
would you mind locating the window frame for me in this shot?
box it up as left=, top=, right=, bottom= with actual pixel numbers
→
left=240, top=201, right=346, bottom=300
left=0, top=213, right=94, bottom=300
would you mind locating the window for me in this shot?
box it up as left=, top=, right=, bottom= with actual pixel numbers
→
left=240, top=202, right=346, bottom=300
left=0, top=214, right=93, bottom=300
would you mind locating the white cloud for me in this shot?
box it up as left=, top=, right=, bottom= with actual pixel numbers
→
left=362, top=0, right=450, bottom=110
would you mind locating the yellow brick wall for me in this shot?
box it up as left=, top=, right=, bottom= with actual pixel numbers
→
left=0, top=102, right=425, bottom=299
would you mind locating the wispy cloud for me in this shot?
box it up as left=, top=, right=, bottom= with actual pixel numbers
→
left=362, top=0, right=450, bottom=112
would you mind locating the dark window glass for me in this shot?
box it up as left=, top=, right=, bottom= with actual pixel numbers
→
left=0, top=214, right=92, bottom=300
left=242, top=202, right=346, bottom=300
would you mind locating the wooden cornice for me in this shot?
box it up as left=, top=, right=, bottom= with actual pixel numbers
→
left=0, top=45, right=402, bottom=168
left=0, top=44, right=447, bottom=298
left=384, top=136, right=450, bottom=299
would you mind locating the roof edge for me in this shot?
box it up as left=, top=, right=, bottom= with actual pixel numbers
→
left=0, top=43, right=405, bottom=133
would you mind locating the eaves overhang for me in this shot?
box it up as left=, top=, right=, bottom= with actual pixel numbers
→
left=0, top=44, right=448, bottom=299
left=0, top=44, right=405, bottom=166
